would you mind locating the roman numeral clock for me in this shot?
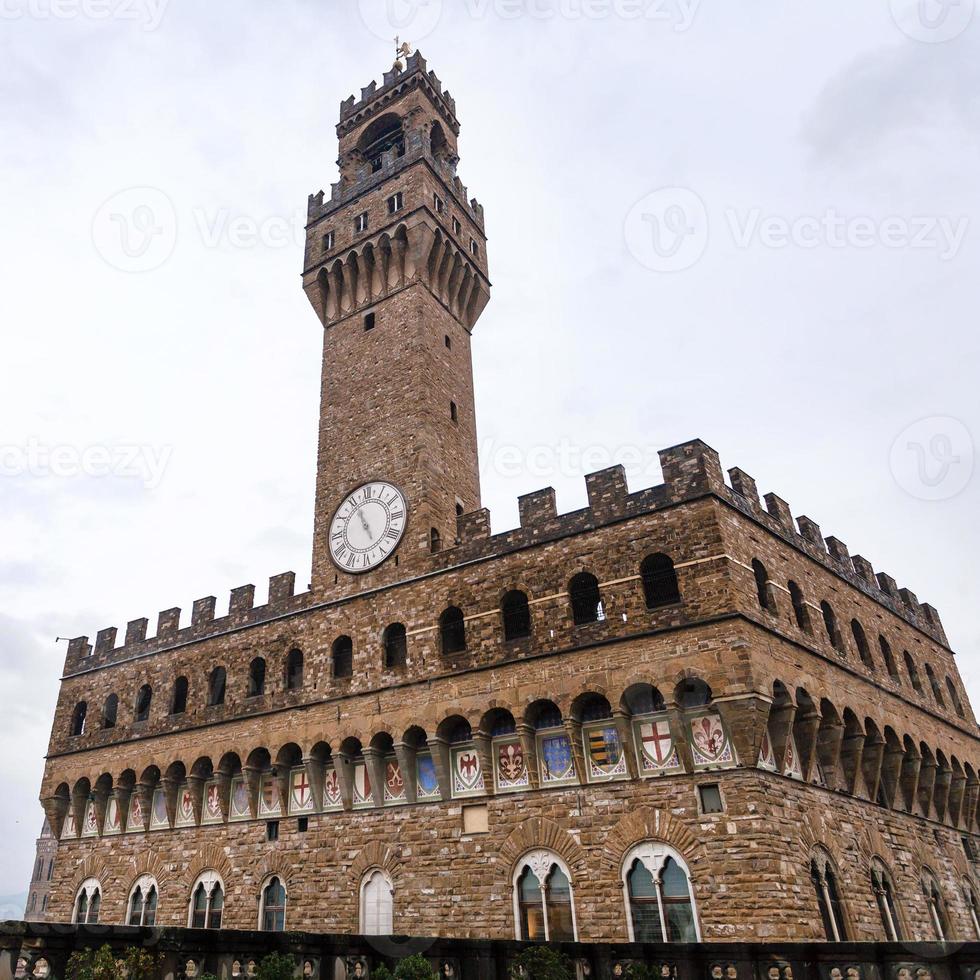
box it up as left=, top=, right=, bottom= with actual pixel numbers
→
left=328, top=482, right=407, bottom=573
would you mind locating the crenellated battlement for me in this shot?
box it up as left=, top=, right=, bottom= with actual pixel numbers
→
left=62, top=439, right=950, bottom=678
left=338, top=51, right=457, bottom=131
left=63, top=572, right=307, bottom=676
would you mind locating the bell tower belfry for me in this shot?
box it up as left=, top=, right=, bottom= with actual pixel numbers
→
left=302, top=51, right=491, bottom=593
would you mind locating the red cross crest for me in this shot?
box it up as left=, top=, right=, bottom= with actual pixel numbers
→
left=293, top=771, right=310, bottom=806
left=642, top=720, right=673, bottom=764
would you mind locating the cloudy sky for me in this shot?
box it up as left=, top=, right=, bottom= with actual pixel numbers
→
left=1, top=0, right=978, bottom=900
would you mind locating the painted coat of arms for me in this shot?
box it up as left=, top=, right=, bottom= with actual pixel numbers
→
left=494, top=739, right=529, bottom=791
left=585, top=724, right=627, bottom=780
left=202, top=780, right=223, bottom=824
left=104, top=797, right=121, bottom=834
left=61, top=810, right=77, bottom=839
left=416, top=753, right=440, bottom=800
left=323, top=768, right=342, bottom=810
left=259, top=774, right=281, bottom=817
left=150, top=787, right=169, bottom=829
left=540, top=733, right=575, bottom=783
left=353, top=763, right=372, bottom=807
left=384, top=759, right=406, bottom=803
left=290, top=768, right=314, bottom=813
left=81, top=800, right=99, bottom=837
left=127, top=793, right=143, bottom=833
left=637, top=718, right=682, bottom=774
left=690, top=713, right=736, bottom=769
left=230, top=776, right=250, bottom=820
left=451, top=747, right=484, bottom=796
left=758, top=730, right=777, bottom=771
left=176, top=784, right=195, bottom=826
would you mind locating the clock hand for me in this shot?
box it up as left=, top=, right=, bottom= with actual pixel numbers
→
left=359, top=510, right=372, bottom=538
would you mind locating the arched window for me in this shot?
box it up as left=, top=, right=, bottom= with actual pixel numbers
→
left=879, top=637, right=899, bottom=682
left=383, top=623, right=408, bottom=669
left=569, top=573, right=603, bottom=625
left=248, top=657, right=266, bottom=697
left=676, top=678, right=712, bottom=709
left=440, top=606, right=466, bottom=654
left=332, top=636, right=353, bottom=678
left=501, top=590, right=531, bottom=641
left=359, top=113, right=405, bottom=172
left=947, top=677, right=965, bottom=718
left=820, top=601, right=844, bottom=654
left=788, top=581, right=810, bottom=633
left=904, top=652, right=924, bottom=694
left=127, top=875, right=158, bottom=926
left=514, top=852, right=576, bottom=941
left=73, top=878, right=101, bottom=924
left=810, top=852, right=848, bottom=941
left=871, top=860, right=903, bottom=940
left=622, top=843, right=699, bottom=943
left=286, top=649, right=304, bottom=691
left=134, top=684, right=152, bottom=722
left=752, top=559, right=773, bottom=612
left=259, top=876, right=286, bottom=931
left=964, top=881, right=980, bottom=939
left=925, top=665, right=945, bottom=706
left=102, top=694, right=118, bottom=730
left=70, top=702, right=87, bottom=737
left=171, top=676, right=188, bottom=715
left=189, top=871, right=224, bottom=929
left=360, top=869, right=394, bottom=936
left=208, top=667, right=226, bottom=706
left=851, top=620, right=874, bottom=671
left=922, top=870, right=949, bottom=940
left=429, top=527, right=441, bottom=554
left=641, top=554, right=680, bottom=608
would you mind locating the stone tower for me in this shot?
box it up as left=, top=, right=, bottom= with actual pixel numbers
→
left=302, top=52, right=491, bottom=595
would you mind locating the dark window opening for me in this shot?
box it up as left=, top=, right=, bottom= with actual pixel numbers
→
left=70, top=701, right=87, bottom=737
left=440, top=606, right=466, bottom=655
left=297, top=816, right=309, bottom=833
left=383, top=623, right=408, bottom=669
left=102, top=694, right=118, bottom=730
left=208, top=667, right=226, bottom=706
left=364, top=312, right=376, bottom=331
left=429, top=527, right=441, bottom=553
left=332, top=636, right=353, bottom=678
left=248, top=657, right=266, bottom=698
left=569, top=572, right=603, bottom=625
left=286, top=649, right=304, bottom=691
left=699, top=784, right=723, bottom=814
left=789, top=581, right=811, bottom=632
left=641, top=553, right=680, bottom=608
left=444, top=334, right=451, bottom=349
left=134, top=684, right=152, bottom=723
left=502, top=590, right=532, bottom=641
left=170, top=676, right=188, bottom=715
left=450, top=401, right=458, bottom=423
left=266, top=820, right=279, bottom=842
left=752, top=558, right=772, bottom=612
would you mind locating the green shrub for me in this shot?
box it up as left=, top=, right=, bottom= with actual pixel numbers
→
left=65, top=946, right=161, bottom=980
left=392, top=956, right=437, bottom=980
left=255, top=953, right=298, bottom=980
left=509, top=947, right=573, bottom=980
left=372, top=966, right=395, bottom=980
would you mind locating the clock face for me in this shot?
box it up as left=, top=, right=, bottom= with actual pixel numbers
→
left=329, top=481, right=407, bottom=573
